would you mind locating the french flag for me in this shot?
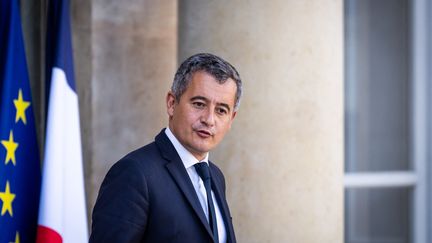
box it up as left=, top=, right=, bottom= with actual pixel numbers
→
left=36, top=0, right=88, bottom=242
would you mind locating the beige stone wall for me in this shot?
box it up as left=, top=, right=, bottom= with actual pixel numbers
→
left=70, top=0, right=343, bottom=241
left=22, top=0, right=343, bottom=241
left=179, top=1, right=344, bottom=242
left=87, top=0, right=177, bottom=209
left=71, top=0, right=93, bottom=222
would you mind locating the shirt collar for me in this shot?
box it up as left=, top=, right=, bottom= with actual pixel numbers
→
left=165, top=127, right=209, bottom=169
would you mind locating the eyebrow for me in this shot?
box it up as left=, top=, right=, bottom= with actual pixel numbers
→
left=190, top=96, right=232, bottom=112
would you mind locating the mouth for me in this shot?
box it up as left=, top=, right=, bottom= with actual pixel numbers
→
left=196, top=129, right=212, bottom=138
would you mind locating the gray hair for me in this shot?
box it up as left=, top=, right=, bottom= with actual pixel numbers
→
left=171, top=53, right=243, bottom=111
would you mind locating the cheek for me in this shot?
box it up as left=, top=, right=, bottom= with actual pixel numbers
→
left=226, top=119, right=233, bottom=129
left=216, top=121, right=232, bottom=136
left=188, top=112, right=202, bottom=124
left=178, top=113, right=199, bottom=130
left=222, top=118, right=233, bottom=129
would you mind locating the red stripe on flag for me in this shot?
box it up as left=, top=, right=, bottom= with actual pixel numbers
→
left=36, top=225, right=63, bottom=243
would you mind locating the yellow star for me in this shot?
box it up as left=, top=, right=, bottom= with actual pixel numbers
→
left=0, top=181, right=16, bottom=216
left=13, top=89, right=30, bottom=124
left=1, top=131, right=19, bottom=165
left=9, top=231, right=20, bottom=243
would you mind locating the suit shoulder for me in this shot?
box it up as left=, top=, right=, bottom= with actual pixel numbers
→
left=123, top=141, right=160, bottom=162
left=105, top=142, right=163, bottom=179
left=123, top=141, right=163, bottom=164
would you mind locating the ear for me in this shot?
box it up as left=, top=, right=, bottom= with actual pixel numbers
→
left=231, top=111, right=237, bottom=120
left=166, top=92, right=176, bottom=116
left=228, top=111, right=237, bottom=129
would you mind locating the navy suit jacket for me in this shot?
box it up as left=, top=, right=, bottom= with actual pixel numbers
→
left=89, top=129, right=236, bottom=243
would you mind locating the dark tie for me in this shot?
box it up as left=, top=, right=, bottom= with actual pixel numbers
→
left=194, top=162, right=219, bottom=243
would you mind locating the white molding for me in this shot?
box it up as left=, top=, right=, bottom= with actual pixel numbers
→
left=344, top=171, right=417, bottom=188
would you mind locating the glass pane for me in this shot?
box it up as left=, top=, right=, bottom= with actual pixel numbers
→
left=344, top=0, right=411, bottom=172
left=345, top=188, right=411, bottom=243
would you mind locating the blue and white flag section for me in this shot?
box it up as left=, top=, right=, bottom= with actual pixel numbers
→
left=36, top=0, right=88, bottom=242
left=0, top=0, right=41, bottom=242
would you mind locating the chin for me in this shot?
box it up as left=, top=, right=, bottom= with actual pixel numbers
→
left=194, top=145, right=213, bottom=155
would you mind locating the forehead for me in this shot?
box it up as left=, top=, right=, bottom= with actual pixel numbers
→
left=185, top=71, right=237, bottom=106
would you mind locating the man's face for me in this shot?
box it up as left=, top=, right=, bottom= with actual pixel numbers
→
left=167, top=71, right=237, bottom=160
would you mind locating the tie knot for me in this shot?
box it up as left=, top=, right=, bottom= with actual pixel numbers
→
left=194, top=162, right=210, bottom=180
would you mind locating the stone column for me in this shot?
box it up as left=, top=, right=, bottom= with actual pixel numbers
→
left=88, top=0, right=177, bottom=210
left=179, top=1, right=343, bottom=242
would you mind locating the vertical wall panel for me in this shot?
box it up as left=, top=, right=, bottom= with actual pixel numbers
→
left=179, top=1, right=344, bottom=242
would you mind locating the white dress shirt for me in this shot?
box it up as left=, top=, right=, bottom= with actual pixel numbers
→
left=165, top=128, right=227, bottom=243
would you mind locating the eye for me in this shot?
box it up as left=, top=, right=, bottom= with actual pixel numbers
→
left=192, top=101, right=205, bottom=109
left=216, top=107, right=228, bottom=115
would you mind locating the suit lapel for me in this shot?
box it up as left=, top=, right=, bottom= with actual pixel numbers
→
left=155, top=130, right=214, bottom=239
left=210, top=164, right=236, bottom=243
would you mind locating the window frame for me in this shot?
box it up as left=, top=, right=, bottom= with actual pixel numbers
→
left=343, top=0, right=432, bottom=243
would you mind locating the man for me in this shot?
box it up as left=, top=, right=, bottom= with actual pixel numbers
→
left=90, top=53, right=242, bottom=243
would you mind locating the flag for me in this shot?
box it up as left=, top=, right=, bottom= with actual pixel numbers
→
left=36, top=0, right=88, bottom=242
left=0, top=0, right=41, bottom=242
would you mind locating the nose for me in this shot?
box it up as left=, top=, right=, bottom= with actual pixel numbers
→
left=201, top=107, right=215, bottom=127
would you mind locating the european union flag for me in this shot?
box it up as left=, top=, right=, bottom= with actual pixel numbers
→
left=0, top=0, right=42, bottom=242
